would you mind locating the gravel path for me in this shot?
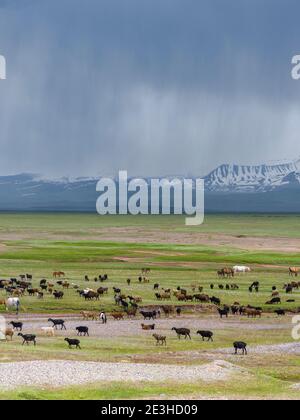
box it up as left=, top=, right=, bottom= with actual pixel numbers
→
left=3, top=314, right=291, bottom=338
left=0, top=360, right=243, bottom=390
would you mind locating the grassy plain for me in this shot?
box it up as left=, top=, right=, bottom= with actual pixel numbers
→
left=0, top=213, right=299, bottom=400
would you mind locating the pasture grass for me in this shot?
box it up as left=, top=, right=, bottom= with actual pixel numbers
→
left=0, top=213, right=299, bottom=399
left=0, top=374, right=298, bottom=400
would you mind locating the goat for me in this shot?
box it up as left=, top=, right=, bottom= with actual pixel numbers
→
left=153, top=334, right=166, bottom=346
left=9, top=321, right=23, bottom=331
left=65, top=338, right=81, bottom=349
left=100, top=312, right=107, bottom=324
left=18, top=333, right=36, bottom=346
left=197, top=330, right=214, bottom=342
left=48, top=318, right=66, bottom=330
left=172, top=327, right=191, bottom=340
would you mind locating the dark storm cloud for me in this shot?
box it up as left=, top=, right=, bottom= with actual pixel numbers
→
left=0, top=0, right=300, bottom=177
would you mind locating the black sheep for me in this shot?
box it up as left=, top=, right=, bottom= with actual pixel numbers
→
left=197, top=330, right=214, bottom=342
left=76, top=326, right=89, bottom=336
left=18, top=333, right=36, bottom=346
left=234, top=341, right=247, bottom=355
left=210, top=296, right=221, bottom=306
left=140, top=310, right=157, bottom=320
left=172, top=327, right=191, bottom=340
left=275, top=309, right=285, bottom=316
left=218, top=307, right=229, bottom=319
left=65, top=338, right=81, bottom=349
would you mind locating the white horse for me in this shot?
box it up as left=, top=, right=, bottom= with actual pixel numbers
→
left=6, top=298, right=20, bottom=315
left=233, top=266, right=251, bottom=274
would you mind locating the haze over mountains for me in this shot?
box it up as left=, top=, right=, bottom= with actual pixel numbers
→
left=1, top=159, right=300, bottom=212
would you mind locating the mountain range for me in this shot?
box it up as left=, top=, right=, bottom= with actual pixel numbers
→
left=1, top=159, right=300, bottom=212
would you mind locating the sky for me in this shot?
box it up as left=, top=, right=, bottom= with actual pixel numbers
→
left=0, top=0, right=300, bottom=178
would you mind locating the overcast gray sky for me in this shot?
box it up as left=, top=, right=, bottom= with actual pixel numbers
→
left=0, top=0, right=300, bottom=178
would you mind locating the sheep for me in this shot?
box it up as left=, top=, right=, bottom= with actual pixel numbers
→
left=161, top=306, right=174, bottom=317
left=153, top=334, right=166, bottom=346
left=197, top=330, right=214, bottom=342
left=80, top=311, right=98, bottom=321
left=53, top=290, right=64, bottom=299
left=48, top=318, right=66, bottom=330
left=210, top=296, right=221, bottom=306
left=18, top=333, right=36, bottom=346
left=172, top=327, right=191, bottom=340
left=141, top=324, right=155, bottom=330
left=244, top=308, right=262, bottom=318
left=4, top=328, right=14, bottom=341
left=193, top=294, right=210, bottom=303
left=111, top=312, right=124, bottom=320
left=217, top=307, right=229, bottom=319
left=97, top=287, right=108, bottom=295
left=176, top=307, right=182, bottom=317
left=233, top=341, right=247, bottom=355
left=231, top=305, right=239, bottom=315
left=76, top=326, right=89, bottom=336
left=84, top=291, right=99, bottom=301
left=140, top=310, right=157, bottom=320
left=41, top=327, right=55, bottom=337
left=64, top=338, right=81, bottom=349
left=266, top=297, right=281, bottom=305
left=275, top=309, right=286, bottom=317
left=9, top=321, right=23, bottom=331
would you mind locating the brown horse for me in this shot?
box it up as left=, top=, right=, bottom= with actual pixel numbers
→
left=53, top=271, right=65, bottom=278
left=289, top=267, right=299, bottom=277
left=219, top=267, right=235, bottom=278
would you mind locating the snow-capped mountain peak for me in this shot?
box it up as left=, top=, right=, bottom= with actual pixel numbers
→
left=205, top=159, right=300, bottom=192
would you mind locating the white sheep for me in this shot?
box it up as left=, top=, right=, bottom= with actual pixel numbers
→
left=41, top=327, right=55, bottom=337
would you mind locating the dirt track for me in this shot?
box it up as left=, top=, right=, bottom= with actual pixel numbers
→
left=2, top=313, right=292, bottom=338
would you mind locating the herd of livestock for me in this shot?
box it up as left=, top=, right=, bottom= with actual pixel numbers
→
left=0, top=264, right=299, bottom=354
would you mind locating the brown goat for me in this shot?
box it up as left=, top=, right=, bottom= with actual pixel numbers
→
left=153, top=334, right=166, bottom=346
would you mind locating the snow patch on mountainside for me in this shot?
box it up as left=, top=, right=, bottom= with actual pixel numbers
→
left=205, top=159, right=300, bottom=192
